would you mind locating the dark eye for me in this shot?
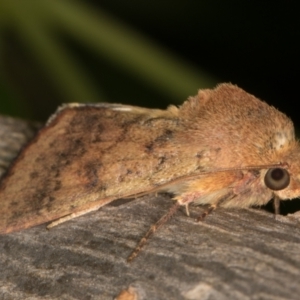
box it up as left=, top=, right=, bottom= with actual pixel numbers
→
left=264, top=168, right=290, bottom=191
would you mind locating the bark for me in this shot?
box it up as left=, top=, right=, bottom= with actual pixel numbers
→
left=0, top=114, right=300, bottom=300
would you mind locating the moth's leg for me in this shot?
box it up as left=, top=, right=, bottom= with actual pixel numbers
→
left=127, top=202, right=180, bottom=262
left=185, top=204, right=190, bottom=216
left=196, top=204, right=217, bottom=222
left=273, top=196, right=280, bottom=218
left=47, top=204, right=105, bottom=229
left=196, top=191, right=234, bottom=222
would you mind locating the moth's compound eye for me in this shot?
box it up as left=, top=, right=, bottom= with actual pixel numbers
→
left=264, top=168, right=290, bottom=191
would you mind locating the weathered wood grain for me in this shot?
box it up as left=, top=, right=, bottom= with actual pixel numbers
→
left=0, top=114, right=300, bottom=300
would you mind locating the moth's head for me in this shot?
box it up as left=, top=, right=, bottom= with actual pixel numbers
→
left=266, top=145, right=300, bottom=200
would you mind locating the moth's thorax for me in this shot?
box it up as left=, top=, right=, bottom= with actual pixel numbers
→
left=175, top=84, right=295, bottom=169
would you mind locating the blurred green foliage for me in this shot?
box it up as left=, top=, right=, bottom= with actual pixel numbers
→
left=0, top=0, right=216, bottom=121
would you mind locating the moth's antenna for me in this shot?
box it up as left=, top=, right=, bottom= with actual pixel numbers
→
left=133, top=162, right=289, bottom=199
left=127, top=202, right=180, bottom=262
left=181, top=162, right=288, bottom=180
left=126, top=162, right=289, bottom=200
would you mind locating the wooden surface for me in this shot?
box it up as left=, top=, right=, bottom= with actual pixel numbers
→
left=1, top=114, right=300, bottom=300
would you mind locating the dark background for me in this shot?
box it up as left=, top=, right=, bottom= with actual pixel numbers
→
left=1, top=1, right=299, bottom=127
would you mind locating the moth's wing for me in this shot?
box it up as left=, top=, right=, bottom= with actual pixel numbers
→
left=0, top=104, right=212, bottom=234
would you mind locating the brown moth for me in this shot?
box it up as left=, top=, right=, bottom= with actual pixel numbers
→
left=0, top=83, right=299, bottom=261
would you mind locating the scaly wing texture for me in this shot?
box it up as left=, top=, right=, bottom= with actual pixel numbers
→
left=0, top=103, right=216, bottom=233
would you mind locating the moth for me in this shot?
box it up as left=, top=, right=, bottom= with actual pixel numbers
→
left=0, top=83, right=299, bottom=261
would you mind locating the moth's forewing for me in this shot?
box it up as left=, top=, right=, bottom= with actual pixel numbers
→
left=0, top=104, right=205, bottom=233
